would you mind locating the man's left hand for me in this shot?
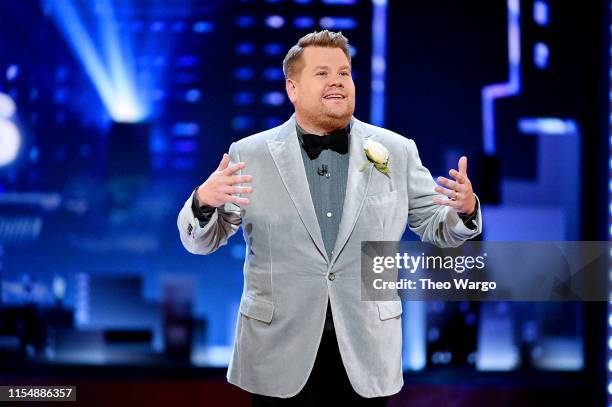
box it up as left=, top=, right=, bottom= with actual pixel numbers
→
left=433, top=156, right=476, bottom=215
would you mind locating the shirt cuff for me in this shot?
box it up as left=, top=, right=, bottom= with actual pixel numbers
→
left=457, top=199, right=479, bottom=230
left=191, top=188, right=216, bottom=227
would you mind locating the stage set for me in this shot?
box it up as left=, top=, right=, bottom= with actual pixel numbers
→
left=0, top=0, right=609, bottom=405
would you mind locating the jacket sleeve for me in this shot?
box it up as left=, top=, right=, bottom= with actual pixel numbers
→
left=177, top=142, right=242, bottom=254
left=405, top=139, right=482, bottom=247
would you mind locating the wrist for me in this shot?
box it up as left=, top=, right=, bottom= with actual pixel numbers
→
left=195, top=186, right=210, bottom=208
left=459, top=199, right=477, bottom=216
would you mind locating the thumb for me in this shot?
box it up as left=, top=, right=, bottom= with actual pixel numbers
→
left=217, top=153, right=230, bottom=171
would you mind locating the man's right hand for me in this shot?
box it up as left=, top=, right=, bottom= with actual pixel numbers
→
left=196, top=153, right=253, bottom=208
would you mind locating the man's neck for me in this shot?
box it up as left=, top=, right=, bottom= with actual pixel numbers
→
left=295, top=114, right=350, bottom=136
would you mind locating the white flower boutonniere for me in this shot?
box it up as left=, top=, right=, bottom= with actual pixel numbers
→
left=359, top=140, right=390, bottom=174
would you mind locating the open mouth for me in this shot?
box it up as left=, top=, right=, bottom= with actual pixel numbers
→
left=323, top=94, right=346, bottom=100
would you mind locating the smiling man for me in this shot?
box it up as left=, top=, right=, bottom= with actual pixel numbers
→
left=178, top=30, right=482, bottom=406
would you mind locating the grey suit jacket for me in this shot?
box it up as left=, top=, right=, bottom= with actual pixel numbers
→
left=177, top=115, right=482, bottom=398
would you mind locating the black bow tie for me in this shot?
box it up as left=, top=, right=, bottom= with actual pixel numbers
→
left=300, top=128, right=349, bottom=160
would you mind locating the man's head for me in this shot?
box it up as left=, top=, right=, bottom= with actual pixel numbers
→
left=283, top=30, right=355, bottom=133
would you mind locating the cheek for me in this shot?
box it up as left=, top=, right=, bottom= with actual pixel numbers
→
left=348, top=82, right=356, bottom=96
left=307, top=89, right=323, bottom=104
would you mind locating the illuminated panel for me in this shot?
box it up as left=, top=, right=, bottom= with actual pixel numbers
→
left=370, top=0, right=388, bottom=126
left=518, top=118, right=577, bottom=135
left=481, top=0, right=521, bottom=155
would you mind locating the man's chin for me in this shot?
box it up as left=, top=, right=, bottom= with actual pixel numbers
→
left=300, top=108, right=353, bottom=131
left=323, top=108, right=353, bottom=123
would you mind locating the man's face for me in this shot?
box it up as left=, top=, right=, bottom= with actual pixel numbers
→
left=286, top=46, right=356, bottom=132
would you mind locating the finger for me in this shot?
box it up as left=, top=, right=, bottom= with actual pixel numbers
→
left=434, top=186, right=455, bottom=198
left=217, top=153, right=230, bottom=171
left=437, top=176, right=458, bottom=190
left=224, top=186, right=253, bottom=195
left=433, top=197, right=460, bottom=208
left=223, top=162, right=246, bottom=176
left=227, top=174, right=253, bottom=185
left=225, top=195, right=250, bottom=205
left=448, top=169, right=468, bottom=184
left=458, top=156, right=468, bottom=176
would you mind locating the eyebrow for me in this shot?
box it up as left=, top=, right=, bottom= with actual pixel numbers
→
left=312, top=65, right=351, bottom=71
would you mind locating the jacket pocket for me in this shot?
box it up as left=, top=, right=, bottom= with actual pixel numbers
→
left=239, top=294, right=275, bottom=324
left=365, top=190, right=398, bottom=206
left=377, top=301, right=403, bottom=320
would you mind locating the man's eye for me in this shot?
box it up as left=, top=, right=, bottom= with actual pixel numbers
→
left=317, top=72, right=327, bottom=76
left=341, top=72, right=350, bottom=76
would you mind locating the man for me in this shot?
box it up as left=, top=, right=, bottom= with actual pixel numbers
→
left=178, top=30, right=481, bottom=406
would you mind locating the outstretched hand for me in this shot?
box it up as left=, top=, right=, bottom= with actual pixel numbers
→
left=432, top=156, right=476, bottom=215
left=196, top=153, right=253, bottom=207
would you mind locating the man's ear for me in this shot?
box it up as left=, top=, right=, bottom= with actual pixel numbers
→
left=285, top=79, right=297, bottom=103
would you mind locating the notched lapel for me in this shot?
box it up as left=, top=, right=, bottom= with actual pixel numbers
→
left=267, top=119, right=329, bottom=262
left=331, top=119, right=374, bottom=264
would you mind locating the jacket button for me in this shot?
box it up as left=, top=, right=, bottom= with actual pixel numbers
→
left=328, top=273, right=336, bottom=281
left=187, top=224, right=193, bottom=235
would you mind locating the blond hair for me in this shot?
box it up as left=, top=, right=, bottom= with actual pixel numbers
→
left=282, top=30, right=351, bottom=79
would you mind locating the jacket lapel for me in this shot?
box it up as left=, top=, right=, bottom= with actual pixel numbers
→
left=331, top=118, right=374, bottom=264
left=267, top=116, right=329, bottom=262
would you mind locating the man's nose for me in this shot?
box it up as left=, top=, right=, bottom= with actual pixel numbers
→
left=328, top=77, right=344, bottom=88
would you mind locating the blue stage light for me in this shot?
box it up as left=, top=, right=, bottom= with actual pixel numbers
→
left=0, top=120, right=20, bottom=167
left=265, top=15, right=285, bottom=29
left=320, top=17, right=358, bottom=30
left=0, top=93, right=16, bottom=119
left=235, top=67, right=255, bottom=80
left=29, top=146, right=39, bottom=163
left=293, top=16, right=315, bottom=29
left=185, top=89, right=201, bottom=103
left=263, top=68, right=284, bottom=81
left=193, top=21, right=214, bottom=33
left=172, top=123, right=200, bottom=137
left=534, top=42, right=549, bottom=69
left=45, top=0, right=149, bottom=123
left=150, top=21, right=165, bottom=32
left=5, top=65, right=18, bottom=82
left=262, top=92, right=285, bottom=106
left=263, top=43, right=284, bottom=55
left=533, top=1, right=549, bottom=26
left=0, top=92, right=20, bottom=167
